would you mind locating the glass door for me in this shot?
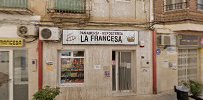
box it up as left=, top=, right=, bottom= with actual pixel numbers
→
left=13, top=50, right=28, bottom=100
left=0, top=51, right=11, bottom=100
left=0, top=50, right=28, bottom=100
left=118, top=52, right=132, bottom=91
left=112, top=51, right=133, bottom=92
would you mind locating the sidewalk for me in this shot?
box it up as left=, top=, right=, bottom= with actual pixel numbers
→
left=101, top=91, right=177, bottom=100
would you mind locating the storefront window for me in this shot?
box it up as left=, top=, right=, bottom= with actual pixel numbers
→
left=60, top=50, right=84, bottom=85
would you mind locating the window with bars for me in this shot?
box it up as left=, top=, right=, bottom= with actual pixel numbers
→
left=165, top=0, right=187, bottom=11
left=0, top=0, right=28, bottom=8
left=52, top=0, right=86, bottom=13
left=178, top=49, right=198, bottom=85
left=198, top=0, right=203, bottom=10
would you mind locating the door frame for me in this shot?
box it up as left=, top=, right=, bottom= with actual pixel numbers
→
left=0, top=49, right=13, bottom=100
left=114, top=50, right=134, bottom=92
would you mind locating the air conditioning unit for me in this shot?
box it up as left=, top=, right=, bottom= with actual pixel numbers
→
left=17, top=25, right=38, bottom=37
left=39, top=27, right=60, bottom=40
left=158, top=35, right=173, bottom=45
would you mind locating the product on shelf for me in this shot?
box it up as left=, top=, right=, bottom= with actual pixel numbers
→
left=61, top=58, right=84, bottom=84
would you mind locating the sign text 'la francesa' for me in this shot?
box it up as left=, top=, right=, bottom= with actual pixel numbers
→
left=63, top=30, right=138, bottom=45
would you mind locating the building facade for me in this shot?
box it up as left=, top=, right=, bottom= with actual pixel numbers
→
left=40, top=0, right=154, bottom=100
left=0, top=0, right=167, bottom=100
left=0, top=1, right=40, bottom=100
left=154, top=0, right=203, bottom=93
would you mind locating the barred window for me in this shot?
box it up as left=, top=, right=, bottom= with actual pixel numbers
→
left=198, top=0, right=203, bottom=10
left=178, top=49, right=198, bottom=85
left=165, top=0, right=187, bottom=11
left=48, top=0, right=86, bottom=14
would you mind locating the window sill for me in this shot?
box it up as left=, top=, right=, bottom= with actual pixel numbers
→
left=164, top=8, right=188, bottom=12
left=197, top=9, right=203, bottom=12
left=112, top=91, right=136, bottom=96
left=59, top=83, right=84, bottom=87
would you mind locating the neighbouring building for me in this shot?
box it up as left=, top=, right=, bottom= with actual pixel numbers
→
left=0, top=0, right=40, bottom=100
left=154, top=0, right=203, bottom=93
left=0, top=0, right=166, bottom=100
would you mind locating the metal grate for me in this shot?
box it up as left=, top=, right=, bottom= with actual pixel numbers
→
left=0, top=0, right=28, bottom=9
left=48, top=0, right=86, bottom=14
left=165, top=2, right=188, bottom=11
left=178, top=49, right=198, bottom=85
left=198, top=4, right=203, bottom=10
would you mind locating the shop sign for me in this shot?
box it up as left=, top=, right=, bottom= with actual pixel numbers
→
left=63, top=30, right=138, bottom=45
left=0, top=38, right=23, bottom=47
left=179, top=35, right=198, bottom=46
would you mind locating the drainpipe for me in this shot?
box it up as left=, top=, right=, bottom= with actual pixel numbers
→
left=38, top=40, right=43, bottom=90
left=149, top=0, right=157, bottom=94
left=152, top=30, right=157, bottom=94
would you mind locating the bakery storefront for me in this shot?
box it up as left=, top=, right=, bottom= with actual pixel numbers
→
left=60, top=30, right=138, bottom=86
left=43, top=29, right=153, bottom=99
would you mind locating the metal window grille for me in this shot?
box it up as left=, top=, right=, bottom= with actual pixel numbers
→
left=178, top=49, right=198, bottom=85
left=0, top=0, right=28, bottom=8
left=198, top=4, right=203, bottom=10
left=198, top=0, right=203, bottom=10
left=165, top=2, right=188, bottom=11
left=48, top=0, right=86, bottom=14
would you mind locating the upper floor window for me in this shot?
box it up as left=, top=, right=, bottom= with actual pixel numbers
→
left=198, top=0, right=203, bottom=10
left=0, top=0, right=28, bottom=9
left=48, top=0, right=86, bottom=14
left=165, top=0, right=187, bottom=11
left=0, top=0, right=32, bottom=15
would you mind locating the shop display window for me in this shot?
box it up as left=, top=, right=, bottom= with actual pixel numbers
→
left=60, top=51, right=84, bottom=85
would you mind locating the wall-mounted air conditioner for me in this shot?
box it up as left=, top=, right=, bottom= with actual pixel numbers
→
left=39, top=27, right=60, bottom=40
left=158, top=35, right=176, bottom=46
left=17, top=25, right=38, bottom=37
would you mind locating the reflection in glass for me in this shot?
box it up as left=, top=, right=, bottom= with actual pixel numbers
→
left=13, top=50, right=28, bottom=100
left=0, top=51, right=9, bottom=100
